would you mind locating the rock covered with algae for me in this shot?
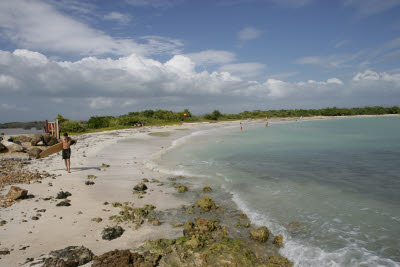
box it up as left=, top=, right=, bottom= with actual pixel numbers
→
left=250, top=226, right=269, bottom=242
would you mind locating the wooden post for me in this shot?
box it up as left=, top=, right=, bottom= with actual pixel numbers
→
left=45, top=120, right=49, bottom=133
left=56, top=119, right=59, bottom=139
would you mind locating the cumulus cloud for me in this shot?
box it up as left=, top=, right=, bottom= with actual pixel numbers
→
left=0, top=0, right=182, bottom=56
left=185, top=50, right=236, bottom=66
left=238, top=27, right=263, bottom=41
left=0, top=49, right=399, bottom=121
left=104, top=12, right=131, bottom=24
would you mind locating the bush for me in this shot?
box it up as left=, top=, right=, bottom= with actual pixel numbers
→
left=59, top=120, right=87, bottom=133
left=87, top=116, right=113, bottom=129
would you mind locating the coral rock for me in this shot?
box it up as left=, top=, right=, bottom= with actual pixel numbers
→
left=250, top=226, right=269, bottom=242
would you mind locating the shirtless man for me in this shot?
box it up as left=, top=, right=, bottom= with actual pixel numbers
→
left=61, top=133, right=74, bottom=173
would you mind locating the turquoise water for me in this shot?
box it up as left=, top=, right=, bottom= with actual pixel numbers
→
left=153, top=117, right=400, bottom=266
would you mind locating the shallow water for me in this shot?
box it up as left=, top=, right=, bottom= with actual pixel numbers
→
left=152, top=117, right=400, bottom=267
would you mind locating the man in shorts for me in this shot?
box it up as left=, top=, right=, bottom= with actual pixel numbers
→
left=61, top=133, right=74, bottom=173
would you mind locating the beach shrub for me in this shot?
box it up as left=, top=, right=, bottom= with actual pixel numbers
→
left=59, top=120, right=86, bottom=133
left=87, top=116, right=113, bottom=129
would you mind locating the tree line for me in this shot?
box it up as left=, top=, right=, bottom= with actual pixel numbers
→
left=55, top=106, right=399, bottom=133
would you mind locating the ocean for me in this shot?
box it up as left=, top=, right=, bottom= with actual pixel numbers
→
left=152, top=116, right=400, bottom=267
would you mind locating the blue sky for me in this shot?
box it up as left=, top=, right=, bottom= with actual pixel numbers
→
left=0, top=0, right=400, bottom=122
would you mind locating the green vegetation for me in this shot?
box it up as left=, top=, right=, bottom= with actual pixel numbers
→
left=0, top=121, right=44, bottom=130
left=51, top=106, right=400, bottom=135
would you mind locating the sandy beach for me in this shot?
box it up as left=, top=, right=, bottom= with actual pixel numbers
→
left=1, top=120, right=290, bottom=266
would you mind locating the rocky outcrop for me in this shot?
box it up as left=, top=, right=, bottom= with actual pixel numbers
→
left=43, top=246, right=94, bottom=267
left=1, top=140, right=24, bottom=152
left=250, top=226, right=269, bottom=242
left=6, top=186, right=28, bottom=200
left=92, top=249, right=160, bottom=267
left=102, top=226, right=125, bottom=240
left=42, top=133, right=58, bottom=146
left=28, top=147, right=42, bottom=159
left=30, top=134, right=44, bottom=146
left=273, top=234, right=284, bottom=248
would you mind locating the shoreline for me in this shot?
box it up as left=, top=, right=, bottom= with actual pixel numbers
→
left=1, top=115, right=399, bottom=266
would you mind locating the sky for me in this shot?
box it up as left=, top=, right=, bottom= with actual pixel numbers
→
left=0, top=0, right=400, bottom=122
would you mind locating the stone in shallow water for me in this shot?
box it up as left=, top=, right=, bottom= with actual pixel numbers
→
left=250, top=226, right=269, bottom=242
left=273, top=234, right=284, bottom=248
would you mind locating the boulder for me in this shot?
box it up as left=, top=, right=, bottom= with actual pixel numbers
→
left=42, top=133, right=58, bottom=146
left=273, top=234, right=284, bottom=248
left=195, top=196, right=216, bottom=212
left=17, top=135, right=32, bottom=143
left=56, top=191, right=72, bottom=199
left=203, top=186, right=212, bottom=192
left=1, top=140, right=24, bottom=152
left=6, top=186, right=28, bottom=200
left=133, top=182, right=147, bottom=192
left=0, top=143, right=6, bottom=152
left=250, top=226, right=269, bottom=242
left=102, top=226, right=125, bottom=240
left=45, top=246, right=94, bottom=267
left=30, top=134, right=44, bottom=146
left=28, top=147, right=42, bottom=159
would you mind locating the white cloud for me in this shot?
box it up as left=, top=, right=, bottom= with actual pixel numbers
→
left=219, top=63, right=266, bottom=79
left=1, top=103, right=29, bottom=111
left=238, top=27, right=262, bottom=41
left=185, top=50, right=236, bottom=66
left=0, top=0, right=182, bottom=56
left=344, top=0, right=400, bottom=15
left=0, top=49, right=399, bottom=120
left=125, top=0, right=183, bottom=8
left=104, top=12, right=131, bottom=25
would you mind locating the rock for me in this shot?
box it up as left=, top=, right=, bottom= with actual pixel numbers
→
left=267, top=255, right=294, bottom=267
left=87, top=175, right=97, bottom=179
left=250, top=226, right=269, bottom=242
left=92, top=249, right=160, bottom=267
left=17, top=136, right=32, bottom=143
left=85, top=181, right=95, bottom=185
left=133, top=182, right=147, bottom=192
left=0, top=143, right=6, bottom=152
left=102, top=163, right=110, bottom=168
left=183, top=220, right=195, bottom=235
left=0, top=250, right=10, bottom=255
left=273, top=234, right=284, bottom=248
left=30, top=134, right=44, bottom=146
left=6, top=186, right=28, bottom=200
left=0, top=220, right=7, bottom=226
left=244, top=221, right=250, bottom=228
left=142, top=178, right=149, bottom=182
left=56, top=191, right=72, bottom=199
left=28, top=147, right=42, bottom=159
left=56, top=201, right=71, bottom=207
left=42, top=134, right=59, bottom=146
left=195, top=196, right=216, bottom=212
left=31, top=216, right=39, bottom=220
left=46, top=246, right=94, bottom=266
left=287, top=221, right=305, bottom=234
left=174, top=184, right=188, bottom=193
left=101, top=226, right=125, bottom=240
left=203, top=186, right=212, bottom=192
left=2, top=140, right=24, bottom=152
left=91, top=217, right=102, bottom=223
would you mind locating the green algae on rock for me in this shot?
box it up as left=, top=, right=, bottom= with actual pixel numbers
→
left=101, top=163, right=110, bottom=168
left=174, top=184, right=188, bottom=193
left=203, top=186, right=212, bottom=192
left=109, top=203, right=158, bottom=226
left=91, top=217, right=103, bottom=223
left=273, top=234, right=284, bottom=248
left=250, top=226, right=269, bottom=242
left=87, top=175, right=97, bottom=179
left=101, top=226, right=125, bottom=240
left=195, top=196, right=217, bottom=212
